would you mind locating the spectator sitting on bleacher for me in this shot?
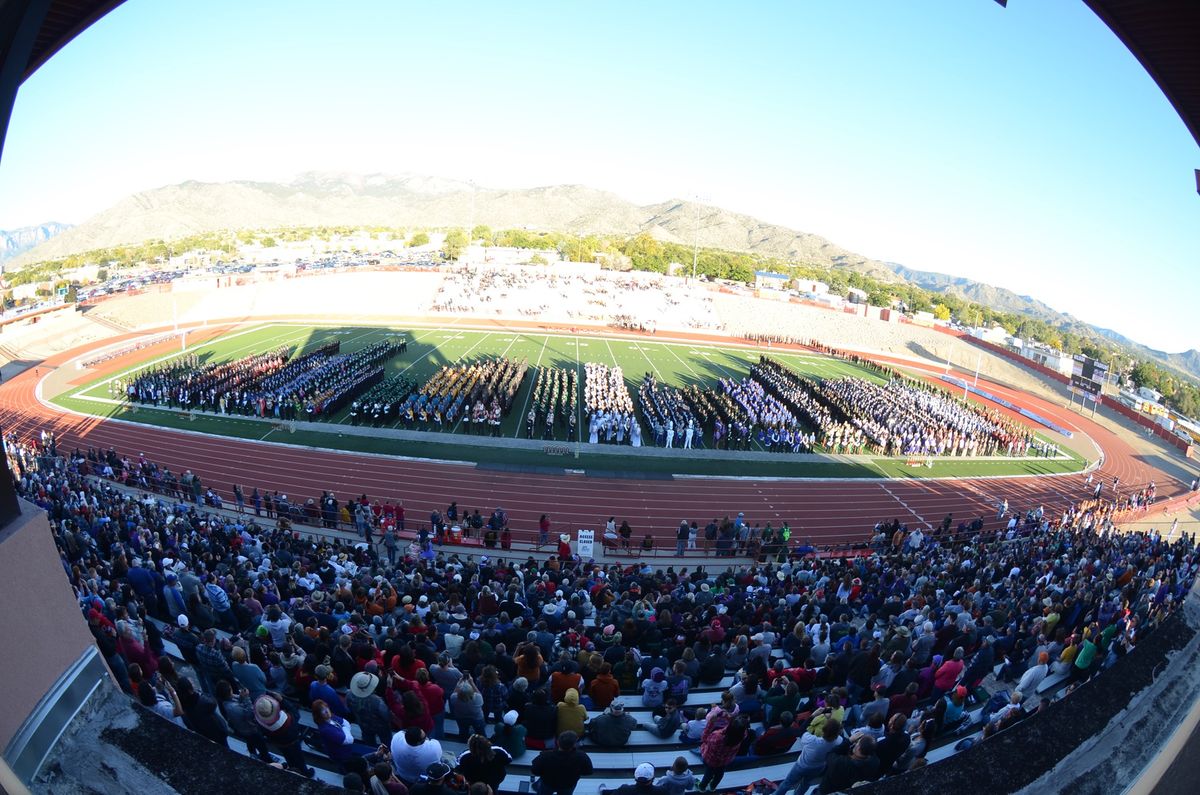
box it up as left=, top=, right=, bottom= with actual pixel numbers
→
left=411, top=761, right=457, bottom=795
left=494, top=710, right=527, bottom=760
left=557, top=688, right=588, bottom=737
left=585, top=663, right=621, bottom=710
left=641, top=668, right=669, bottom=708
left=531, top=731, right=593, bottom=795
left=680, top=708, right=708, bottom=744
left=253, top=692, right=314, bottom=776
left=768, top=717, right=843, bottom=795
left=600, top=762, right=668, bottom=795
left=369, top=761, right=409, bottom=795
left=874, top=713, right=911, bottom=775
left=455, top=733, right=514, bottom=792
left=588, top=701, right=637, bottom=747
left=524, top=689, right=559, bottom=749
left=654, top=757, right=697, bottom=795
left=349, top=669, right=393, bottom=748
left=390, top=726, right=443, bottom=786
left=649, top=700, right=683, bottom=739
left=313, top=697, right=373, bottom=768
left=818, top=733, right=879, bottom=794
left=214, top=680, right=271, bottom=762
left=752, top=711, right=803, bottom=756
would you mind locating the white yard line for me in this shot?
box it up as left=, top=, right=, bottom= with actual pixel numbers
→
left=630, top=341, right=663, bottom=378
left=661, top=342, right=702, bottom=379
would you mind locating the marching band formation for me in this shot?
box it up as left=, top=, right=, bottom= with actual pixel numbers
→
left=583, top=362, right=639, bottom=446
left=524, top=365, right=578, bottom=440
left=122, top=338, right=407, bottom=420
left=117, top=336, right=1034, bottom=458
left=399, top=356, right=528, bottom=434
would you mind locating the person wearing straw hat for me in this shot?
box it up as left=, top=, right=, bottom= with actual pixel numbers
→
left=348, top=668, right=392, bottom=747
left=253, top=692, right=313, bottom=776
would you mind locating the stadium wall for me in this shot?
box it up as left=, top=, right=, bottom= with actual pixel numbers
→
left=0, top=501, right=111, bottom=781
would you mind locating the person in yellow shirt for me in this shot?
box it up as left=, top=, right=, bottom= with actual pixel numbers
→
left=557, top=688, right=587, bottom=736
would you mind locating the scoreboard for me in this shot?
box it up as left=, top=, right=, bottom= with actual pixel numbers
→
left=1071, top=355, right=1108, bottom=403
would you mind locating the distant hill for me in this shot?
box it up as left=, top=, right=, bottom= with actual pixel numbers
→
left=10, top=173, right=901, bottom=282
left=887, top=262, right=1200, bottom=385
left=885, top=263, right=1065, bottom=321
left=0, top=222, right=71, bottom=263
left=8, top=172, right=1196, bottom=383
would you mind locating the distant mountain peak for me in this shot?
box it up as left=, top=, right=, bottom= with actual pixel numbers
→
left=6, top=172, right=1196, bottom=382
left=0, top=221, right=71, bottom=263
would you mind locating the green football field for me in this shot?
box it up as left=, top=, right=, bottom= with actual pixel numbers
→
left=52, top=322, right=1089, bottom=479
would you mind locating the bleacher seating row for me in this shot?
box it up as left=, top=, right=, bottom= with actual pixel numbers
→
left=146, top=608, right=1076, bottom=794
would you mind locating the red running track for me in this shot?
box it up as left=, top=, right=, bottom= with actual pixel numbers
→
left=0, top=321, right=1182, bottom=546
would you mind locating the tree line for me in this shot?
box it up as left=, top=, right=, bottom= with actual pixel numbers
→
left=9, top=224, right=1197, bottom=418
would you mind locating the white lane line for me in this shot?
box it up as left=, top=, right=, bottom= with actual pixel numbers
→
left=878, top=482, right=933, bottom=529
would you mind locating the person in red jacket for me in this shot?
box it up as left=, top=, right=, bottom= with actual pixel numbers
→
left=699, top=714, right=750, bottom=791
left=932, top=647, right=965, bottom=698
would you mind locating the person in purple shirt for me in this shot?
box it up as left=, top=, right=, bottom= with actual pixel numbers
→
left=309, top=663, right=349, bottom=719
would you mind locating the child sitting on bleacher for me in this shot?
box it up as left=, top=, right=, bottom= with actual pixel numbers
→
left=680, top=707, right=707, bottom=744
left=655, top=757, right=697, bottom=795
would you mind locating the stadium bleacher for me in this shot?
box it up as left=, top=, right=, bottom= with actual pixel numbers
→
left=6, top=435, right=1189, bottom=795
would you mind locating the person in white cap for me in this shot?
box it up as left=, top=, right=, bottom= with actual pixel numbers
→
left=601, top=762, right=668, bottom=795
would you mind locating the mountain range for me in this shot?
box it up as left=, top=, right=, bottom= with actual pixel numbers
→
left=0, top=222, right=71, bottom=263
left=7, top=172, right=1197, bottom=382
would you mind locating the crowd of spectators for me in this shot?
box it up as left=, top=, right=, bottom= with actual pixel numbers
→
left=84, top=332, right=180, bottom=370
left=7, top=429, right=1195, bottom=795
left=430, top=266, right=722, bottom=331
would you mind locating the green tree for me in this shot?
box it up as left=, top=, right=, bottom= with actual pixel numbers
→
left=1130, top=361, right=1162, bottom=390
left=471, top=225, right=493, bottom=244
left=958, top=305, right=983, bottom=327
left=442, top=228, right=468, bottom=260
left=261, top=237, right=277, bottom=248
left=866, top=290, right=891, bottom=307
left=408, top=231, right=430, bottom=248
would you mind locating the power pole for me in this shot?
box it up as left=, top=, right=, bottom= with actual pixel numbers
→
left=691, top=199, right=700, bottom=281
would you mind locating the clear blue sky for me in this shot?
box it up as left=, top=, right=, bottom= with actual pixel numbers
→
left=1, top=1, right=1196, bottom=351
